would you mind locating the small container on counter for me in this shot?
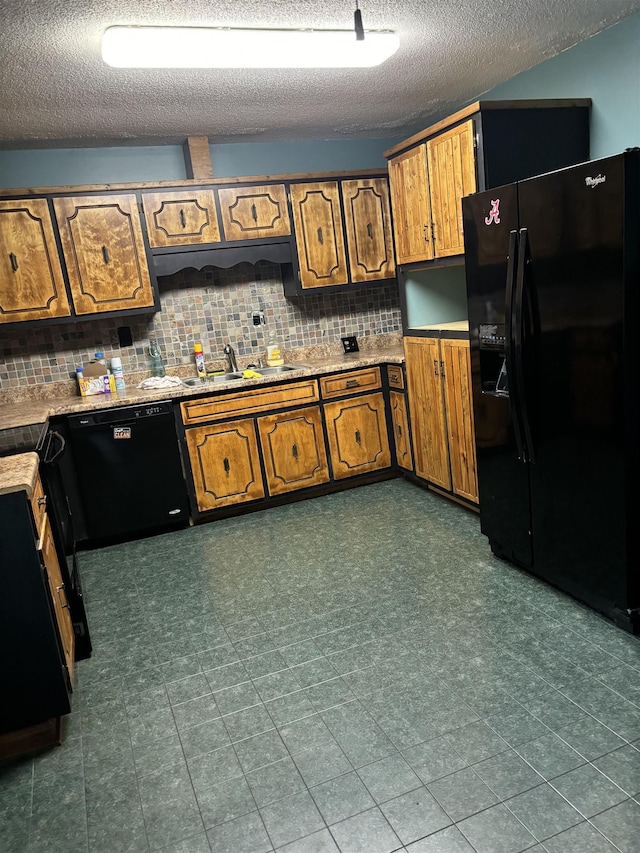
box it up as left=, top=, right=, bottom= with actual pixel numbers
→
left=194, top=343, right=206, bottom=379
left=148, top=340, right=166, bottom=378
left=110, top=357, right=126, bottom=391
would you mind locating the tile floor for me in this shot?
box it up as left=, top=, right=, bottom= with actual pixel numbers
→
left=2, top=479, right=640, bottom=853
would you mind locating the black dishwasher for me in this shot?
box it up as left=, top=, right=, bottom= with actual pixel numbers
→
left=67, top=401, right=189, bottom=542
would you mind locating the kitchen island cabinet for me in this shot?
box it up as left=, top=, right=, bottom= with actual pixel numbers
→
left=0, top=456, right=74, bottom=758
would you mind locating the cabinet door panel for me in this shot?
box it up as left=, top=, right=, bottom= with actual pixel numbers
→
left=324, top=392, right=391, bottom=480
left=218, top=184, right=291, bottom=241
left=290, top=182, right=348, bottom=289
left=54, top=194, right=155, bottom=315
left=142, top=190, right=221, bottom=247
left=0, top=199, right=71, bottom=323
left=441, top=339, right=478, bottom=502
left=186, top=419, right=265, bottom=511
left=341, top=178, right=395, bottom=282
left=40, top=515, right=75, bottom=687
left=258, top=406, right=329, bottom=496
left=404, top=337, right=450, bottom=490
left=427, top=120, right=477, bottom=258
left=390, top=390, right=413, bottom=472
left=388, top=146, right=434, bottom=264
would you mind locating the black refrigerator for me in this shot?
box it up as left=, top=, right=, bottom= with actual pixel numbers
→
left=462, top=149, right=640, bottom=633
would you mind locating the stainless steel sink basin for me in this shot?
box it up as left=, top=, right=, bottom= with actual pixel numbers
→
left=183, top=373, right=243, bottom=386
left=252, top=364, right=304, bottom=376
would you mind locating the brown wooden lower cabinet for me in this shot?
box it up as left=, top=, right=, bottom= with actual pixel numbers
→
left=404, top=336, right=478, bottom=503
left=389, top=390, right=413, bottom=472
left=185, top=418, right=265, bottom=512
left=257, top=406, right=329, bottom=496
left=324, top=392, right=391, bottom=480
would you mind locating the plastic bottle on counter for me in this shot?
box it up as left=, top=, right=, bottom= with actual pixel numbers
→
left=148, top=339, right=166, bottom=377
left=110, top=357, right=126, bottom=391
left=94, top=351, right=108, bottom=369
left=75, top=367, right=84, bottom=392
left=266, top=330, right=284, bottom=367
left=194, top=342, right=206, bottom=378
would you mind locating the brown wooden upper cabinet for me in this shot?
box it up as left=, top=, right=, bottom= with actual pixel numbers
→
left=53, top=194, right=156, bottom=315
left=385, top=99, right=591, bottom=266
left=218, top=184, right=291, bottom=241
left=289, top=177, right=396, bottom=290
left=341, top=178, right=395, bottom=282
left=289, top=181, right=349, bottom=289
left=387, top=121, right=475, bottom=264
left=142, top=189, right=221, bottom=247
left=0, top=199, right=71, bottom=324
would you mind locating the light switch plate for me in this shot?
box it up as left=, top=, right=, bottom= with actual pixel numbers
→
left=341, top=335, right=359, bottom=354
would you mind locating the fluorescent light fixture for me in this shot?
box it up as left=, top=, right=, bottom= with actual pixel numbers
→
left=101, top=26, right=400, bottom=69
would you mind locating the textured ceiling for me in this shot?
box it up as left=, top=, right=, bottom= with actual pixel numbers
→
left=1, top=0, right=639, bottom=150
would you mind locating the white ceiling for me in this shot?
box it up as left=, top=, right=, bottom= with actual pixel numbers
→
left=1, top=0, right=638, bottom=150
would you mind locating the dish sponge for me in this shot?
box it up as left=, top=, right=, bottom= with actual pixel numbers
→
left=242, top=369, right=263, bottom=379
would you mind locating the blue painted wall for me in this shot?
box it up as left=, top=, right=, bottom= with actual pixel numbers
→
left=482, top=12, right=639, bottom=158
left=0, top=12, right=637, bottom=189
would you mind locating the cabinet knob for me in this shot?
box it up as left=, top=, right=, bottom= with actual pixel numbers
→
left=37, top=495, right=47, bottom=508
left=9, top=251, right=19, bottom=272
left=345, top=379, right=360, bottom=388
left=366, top=222, right=373, bottom=239
left=433, top=359, right=439, bottom=377
left=223, top=457, right=230, bottom=473
left=317, top=227, right=324, bottom=245
left=292, top=443, right=298, bottom=459
left=56, top=584, right=70, bottom=610
left=101, top=245, right=110, bottom=264
left=179, top=208, right=186, bottom=228
left=251, top=203, right=258, bottom=223
left=355, top=429, right=361, bottom=445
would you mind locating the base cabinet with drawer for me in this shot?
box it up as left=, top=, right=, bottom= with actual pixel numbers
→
left=0, top=465, right=74, bottom=757
left=404, top=336, right=478, bottom=503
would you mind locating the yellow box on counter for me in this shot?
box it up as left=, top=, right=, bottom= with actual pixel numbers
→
left=78, top=374, right=117, bottom=397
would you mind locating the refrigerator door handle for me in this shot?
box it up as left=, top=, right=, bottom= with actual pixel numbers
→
left=514, top=227, right=535, bottom=463
left=505, top=229, right=526, bottom=462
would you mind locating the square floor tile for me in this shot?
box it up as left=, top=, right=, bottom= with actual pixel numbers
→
left=279, top=714, right=334, bottom=755
left=206, top=810, right=272, bottom=853
left=550, top=763, right=628, bottom=818
left=402, top=736, right=468, bottom=784
left=516, top=732, right=585, bottom=779
left=506, top=782, right=583, bottom=841
left=593, top=744, right=640, bottom=796
left=457, top=803, right=537, bottom=853
left=235, top=730, right=289, bottom=773
left=196, top=774, right=257, bottom=829
left=276, top=828, right=340, bottom=852
left=405, top=825, right=477, bottom=852
left=554, top=716, right=626, bottom=761
left=428, top=767, right=499, bottom=822
left=329, top=806, right=401, bottom=853
left=224, top=705, right=275, bottom=743
left=180, top=717, right=230, bottom=759
left=543, top=820, right=621, bottom=852
left=380, top=786, right=451, bottom=845
left=591, top=799, right=640, bottom=853
left=310, top=770, right=375, bottom=824
left=172, top=693, right=220, bottom=730
left=260, top=790, right=324, bottom=848
left=444, top=720, right=510, bottom=765
left=246, top=757, right=307, bottom=807
left=292, top=740, right=352, bottom=787
left=474, top=749, right=544, bottom=799
left=357, top=754, right=422, bottom=804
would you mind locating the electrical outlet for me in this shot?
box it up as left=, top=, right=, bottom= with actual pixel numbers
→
left=341, top=335, right=359, bottom=354
left=252, top=311, right=265, bottom=326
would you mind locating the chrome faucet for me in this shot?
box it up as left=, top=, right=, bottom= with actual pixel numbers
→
left=223, top=343, right=238, bottom=373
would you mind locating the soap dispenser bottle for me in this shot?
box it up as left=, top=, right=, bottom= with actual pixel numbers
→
left=266, top=329, right=284, bottom=367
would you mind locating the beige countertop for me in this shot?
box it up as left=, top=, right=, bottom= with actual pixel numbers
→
left=0, top=451, right=39, bottom=496
left=0, top=342, right=405, bottom=434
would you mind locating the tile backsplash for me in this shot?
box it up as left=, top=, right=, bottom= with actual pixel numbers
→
left=0, top=263, right=401, bottom=389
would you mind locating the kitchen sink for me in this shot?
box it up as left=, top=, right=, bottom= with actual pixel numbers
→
left=252, top=364, right=305, bottom=376
left=183, top=373, right=243, bottom=386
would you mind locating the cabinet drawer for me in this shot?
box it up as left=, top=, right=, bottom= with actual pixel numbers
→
left=320, top=367, right=381, bottom=399
left=387, top=365, right=404, bottom=389
left=30, top=473, right=47, bottom=542
left=181, top=379, right=320, bottom=425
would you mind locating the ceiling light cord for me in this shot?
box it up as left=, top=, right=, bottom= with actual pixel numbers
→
left=354, top=2, right=365, bottom=41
